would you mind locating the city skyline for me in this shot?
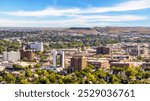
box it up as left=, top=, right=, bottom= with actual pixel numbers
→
left=0, top=0, right=150, bottom=27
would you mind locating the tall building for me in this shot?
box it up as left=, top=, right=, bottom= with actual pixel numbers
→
left=20, top=50, right=35, bottom=61
left=3, top=51, right=20, bottom=62
left=53, top=50, right=65, bottom=68
left=29, top=42, right=44, bottom=52
left=124, top=45, right=148, bottom=56
left=96, top=46, right=110, bottom=55
left=70, top=54, right=87, bottom=72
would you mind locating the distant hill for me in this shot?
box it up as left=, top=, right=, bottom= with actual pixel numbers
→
left=66, top=27, right=150, bottom=34
left=0, top=27, right=150, bottom=34
left=94, top=27, right=150, bottom=34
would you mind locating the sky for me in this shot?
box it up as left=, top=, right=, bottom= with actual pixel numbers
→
left=0, top=0, right=150, bottom=27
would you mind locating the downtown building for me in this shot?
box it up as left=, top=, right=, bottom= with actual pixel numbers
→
left=52, top=50, right=65, bottom=68
left=29, top=42, right=44, bottom=52
left=96, top=46, right=110, bottom=55
left=20, top=50, right=35, bottom=61
left=69, top=53, right=87, bottom=73
left=3, top=51, right=20, bottom=62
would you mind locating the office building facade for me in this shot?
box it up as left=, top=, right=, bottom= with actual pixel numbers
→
left=29, top=42, right=44, bottom=52
left=20, top=50, right=35, bottom=61
left=3, top=51, right=20, bottom=62
left=70, top=55, right=87, bottom=72
left=96, top=46, right=110, bottom=55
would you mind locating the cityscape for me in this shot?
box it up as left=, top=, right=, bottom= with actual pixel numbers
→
left=0, top=27, right=150, bottom=84
left=0, top=0, right=150, bottom=84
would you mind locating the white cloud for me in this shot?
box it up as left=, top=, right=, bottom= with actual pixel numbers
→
left=0, top=0, right=149, bottom=27
left=0, top=18, right=86, bottom=27
left=0, top=15, right=147, bottom=27
left=3, top=7, right=80, bottom=17
left=80, top=15, right=147, bottom=22
left=2, top=0, right=150, bottom=17
left=85, top=0, right=150, bottom=13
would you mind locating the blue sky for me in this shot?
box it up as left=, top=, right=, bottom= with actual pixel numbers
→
left=0, top=0, right=150, bottom=27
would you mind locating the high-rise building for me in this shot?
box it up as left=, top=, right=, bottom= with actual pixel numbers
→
left=3, top=51, right=20, bottom=62
left=29, top=42, right=44, bottom=52
left=53, top=50, right=65, bottom=68
left=20, top=50, right=35, bottom=61
left=96, top=46, right=110, bottom=55
left=70, top=54, right=87, bottom=72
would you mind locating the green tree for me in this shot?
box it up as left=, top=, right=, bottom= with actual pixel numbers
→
left=63, top=76, right=74, bottom=84
left=0, top=76, right=3, bottom=82
left=4, top=73, right=16, bottom=84
left=110, top=74, right=121, bottom=84
left=25, top=69, right=32, bottom=77
left=39, top=77, right=50, bottom=84
left=86, top=73, right=97, bottom=84
left=47, top=73, right=56, bottom=83
left=20, top=79, right=29, bottom=84
left=35, top=63, right=41, bottom=68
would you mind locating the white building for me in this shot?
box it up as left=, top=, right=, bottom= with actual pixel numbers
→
left=29, top=42, right=44, bottom=52
left=53, top=50, right=65, bottom=68
left=3, top=51, right=20, bottom=62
